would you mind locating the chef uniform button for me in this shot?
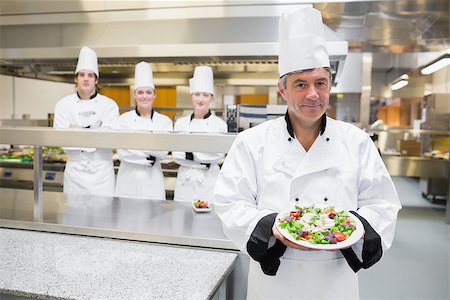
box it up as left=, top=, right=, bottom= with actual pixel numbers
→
left=288, top=137, right=292, bottom=141
left=295, top=197, right=299, bottom=202
left=324, top=197, right=328, bottom=202
left=326, top=138, right=330, bottom=141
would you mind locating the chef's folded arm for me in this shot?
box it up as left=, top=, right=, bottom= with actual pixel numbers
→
left=117, top=149, right=159, bottom=166
left=172, top=150, right=223, bottom=168
left=193, top=152, right=224, bottom=164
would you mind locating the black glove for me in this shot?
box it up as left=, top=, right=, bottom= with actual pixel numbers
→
left=146, top=155, right=156, bottom=166
left=340, top=211, right=383, bottom=273
left=247, top=213, right=287, bottom=276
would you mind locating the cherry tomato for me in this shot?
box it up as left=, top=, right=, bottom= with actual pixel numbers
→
left=289, top=211, right=300, bottom=219
left=333, top=232, right=347, bottom=242
left=325, top=209, right=336, bottom=218
left=300, top=231, right=311, bottom=239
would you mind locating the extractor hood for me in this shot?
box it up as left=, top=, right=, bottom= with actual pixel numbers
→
left=1, top=0, right=448, bottom=87
left=0, top=2, right=350, bottom=87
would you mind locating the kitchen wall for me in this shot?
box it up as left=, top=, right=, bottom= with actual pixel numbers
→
left=0, top=75, right=13, bottom=119
left=0, top=75, right=73, bottom=120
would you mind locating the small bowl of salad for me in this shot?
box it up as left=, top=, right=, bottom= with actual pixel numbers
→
left=192, top=199, right=211, bottom=212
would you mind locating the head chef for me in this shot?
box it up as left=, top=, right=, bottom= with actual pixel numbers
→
left=277, top=6, right=332, bottom=147
left=214, top=5, right=401, bottom=300
left=74, top=46, right=99, bottom=100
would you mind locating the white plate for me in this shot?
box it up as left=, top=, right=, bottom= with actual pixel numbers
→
left=192, top=204, right=211, bottom=213
left=275, top=207, right=365, bottom=250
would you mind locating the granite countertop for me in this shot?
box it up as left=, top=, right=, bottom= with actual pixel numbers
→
left=0, top=228, right=237, bottom=300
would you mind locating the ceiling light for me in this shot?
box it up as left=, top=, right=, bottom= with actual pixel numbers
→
left=420, top=53, right=450, bottom=75
left=391, top=79, right=408, bottom=91
left=47, top=70, right=74, bottom=75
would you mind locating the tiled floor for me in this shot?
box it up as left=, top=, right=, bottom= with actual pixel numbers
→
left=359, top=176, right=448, bottom=300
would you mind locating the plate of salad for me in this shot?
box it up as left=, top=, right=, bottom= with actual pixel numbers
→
left=275, top=204, right=364, bottom=250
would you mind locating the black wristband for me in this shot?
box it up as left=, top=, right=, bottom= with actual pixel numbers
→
left=185, top=152, right=194, bottom=160
left=146, top=155, right=156, bottom=166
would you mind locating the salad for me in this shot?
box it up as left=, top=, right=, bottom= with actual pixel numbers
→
left=277, top=205, right=356, bottom=245
left=193, top=199, right=209, bottom=209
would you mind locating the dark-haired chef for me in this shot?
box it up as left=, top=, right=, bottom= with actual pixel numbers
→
left=214, top=6, right=401, bottom=300
left=172, top=66, right=227, bottom=202
left=115, top=62, right=173, bottom=199
left=54, top=47, right=119, bottom=197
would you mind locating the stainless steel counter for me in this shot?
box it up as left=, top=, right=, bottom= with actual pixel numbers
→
left=381, top=154, right=448, bottom=178
left=0, top=188, right=234, bottom=250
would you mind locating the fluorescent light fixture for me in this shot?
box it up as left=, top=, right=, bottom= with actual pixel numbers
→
left=47, top=70, right=74, bottom=75
left=391, top=79, right=408, bottom=91
left=420, top=54, right=450, bottom=75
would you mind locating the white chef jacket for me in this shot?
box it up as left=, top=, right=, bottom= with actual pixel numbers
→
left=214, top=115, right=401, bottom=300
left=115, top=109, right=173, bottom=200
left=172, top=112, right=227, bottom=202
left=54, top=92, right=119, bottom=197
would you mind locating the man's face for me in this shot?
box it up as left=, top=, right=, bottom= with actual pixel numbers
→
left=134, top=87, right=156, bottom=110
left=191, top=92, right=213, bottom=112
left=75, top=70, right=97, bottom=95
left=278, top=68, right=331, bottom=126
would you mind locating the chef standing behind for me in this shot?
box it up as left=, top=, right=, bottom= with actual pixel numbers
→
left=115, top=62, right=173, bottom=200
left=214, top=6, right=401, bottom=300
left=172, top=66, right=227, bottom=202
left=53, top=46, right=119, bottom=197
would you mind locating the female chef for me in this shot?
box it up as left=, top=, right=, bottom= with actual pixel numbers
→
left=214, top=7, right=402, bottom=300
left=115, top=61, right=173, bottom=200
left=172, top=66, right=227, bottom=202
left=53, top=46, right=119, bottom=197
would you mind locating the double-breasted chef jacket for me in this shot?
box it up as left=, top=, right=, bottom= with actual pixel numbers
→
left=115, top=108, right=173, bottom=200
left=214, top=113, right=402, bottom=300
left=54, top=92, right=119, bottom=197
left=172, top=111, right=227, bottom=202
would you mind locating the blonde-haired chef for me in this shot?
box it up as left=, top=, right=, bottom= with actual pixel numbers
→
left=54, top=46, right=119, bottom=196
left=214, top=6, right=401, bottom=300
left=115, top=62, right=173, bottom=199
left=172, top=66, right=227, bottom=202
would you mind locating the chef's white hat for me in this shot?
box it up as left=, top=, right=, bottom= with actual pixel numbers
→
left=134, top=61, right=155, bottom=90
left=75, top=46, right=99, bottom=78
left=278, top=6, right=330, bottom=77
left=189, top=66, right=214, bottom=95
